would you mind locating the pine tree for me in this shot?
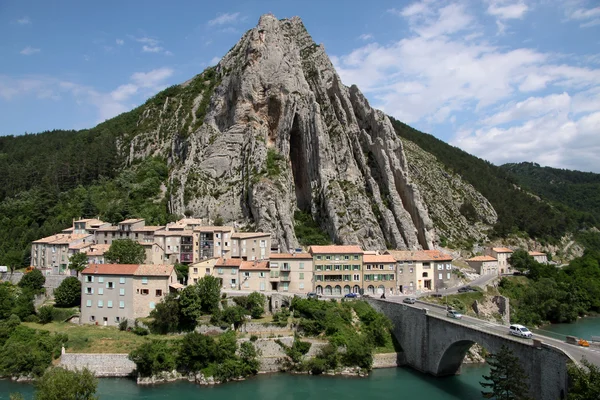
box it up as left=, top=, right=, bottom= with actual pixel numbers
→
left=480, top=345, right=531, bottom=400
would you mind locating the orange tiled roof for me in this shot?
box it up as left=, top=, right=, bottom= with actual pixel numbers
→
left=363, top=254, right=397, bottom=263
left=269, top=253, right=313, bottom=259
left=232, top=232, right=270, bottom=239
left=240, top=261, right=269, bottom=270
left=132, top=226, right=164, bottom=232
left=134, top=264, right=174, bottom=276
left=387, top=249, right=453, bottom=262
left=309, top=245, right=363, bottom=254
left=82, top=264, right=139, bottom=275
left=466, top=255, right=497, bottom=262
left=215, top=258, right=243, bottom=267
left=528, top=251, right=546, bottom=256
left=33, top=233, right=91, bottom=245
left=119, top=218, right=144, bottom=224
left=492, top=247, right=513, bottom=253
left=85, top=244, right=111, bottom=256
left=155, top=230, right=193, bottom=236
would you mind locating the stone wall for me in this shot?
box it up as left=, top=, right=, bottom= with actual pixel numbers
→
left=372, top=352, right=403, bottom=368
left=239, top=322, right=292, bottom=335
left=59, top=353, right=136, bottom=377
left=0, top=272, right=23, bottom=285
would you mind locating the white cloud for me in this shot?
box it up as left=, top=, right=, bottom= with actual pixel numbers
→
left=142, top=45, right=164, bottom=53
left=17, top=16, right=31, bottom=25
left=565, top=2, right=600, bottom=27
left=116, top=39, right=124, bottom=45
left=20, top=46, right=40, bottom=55
left=133, top=36, right=171, bottom=55
left=208, top=12, right=241, bottom=26
left=209, top=56, right=221, bottom=65
left=487, top=0, right=529, bottom=19
left=1, top=67, right=174, bottom=124
left=333, top=1, right=600, bottom=172
left=358, top=33, right=374, bottom=41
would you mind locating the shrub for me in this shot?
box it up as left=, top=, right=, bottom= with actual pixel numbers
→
left=129, top=340, right=177, bottom=377
left=249, top=335, right=258, bottom=342
left=38, top=306, right=53, bottom=324
left=18, top=269, right=45, bottom=293
left=23, top=315, right=40, bottom=323
left=132, top=326, right=149, bottom=336
left=118, top=319, right=128, bottom=331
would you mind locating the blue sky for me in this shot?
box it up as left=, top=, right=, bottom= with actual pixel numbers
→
left=1, top=0, right=599, bottom=172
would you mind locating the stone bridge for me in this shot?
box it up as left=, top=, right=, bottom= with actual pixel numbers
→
left=367, top=299, right=570, bottom=400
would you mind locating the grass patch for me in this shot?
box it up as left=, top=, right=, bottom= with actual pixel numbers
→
left=22, top=322, right=179, bottom=354
left=422, top=291, right=485, bottom=314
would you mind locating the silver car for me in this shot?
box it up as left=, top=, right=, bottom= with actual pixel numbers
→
left=447, top=310, right=463, bottom=319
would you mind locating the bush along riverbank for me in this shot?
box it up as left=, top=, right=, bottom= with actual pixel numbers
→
left=126, top=298, right=400, bottom=384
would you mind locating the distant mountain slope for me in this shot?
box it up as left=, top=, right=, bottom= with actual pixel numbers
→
left=501, top=162, right=600, bottom=224
left=389, top=117, right=596, bottom=242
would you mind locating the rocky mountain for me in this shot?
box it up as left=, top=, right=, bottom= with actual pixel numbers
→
left=120, top=14, right=501, bottom=251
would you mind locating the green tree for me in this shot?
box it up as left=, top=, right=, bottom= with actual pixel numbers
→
left=480, top=345, right=531, bottom=400
left=148, top=294, right=183, bottom=334
left=0, top=283, right=17, bottom=320
left=567, top=358, right=600, bottom=400
left=129, top=340, right=176, bottom=377
left=18, top=269, right=45, bottom=293
left=174, top=263, right=188, bottom=284
left=177, top=332, right=217, bottom=372
left=179, top=275, right=221, bottom=321
left=69, top=252, right=89, bottom=276
left=38, top=306, right=53, bottom=324
left=12, top=290, right=35, bottom=320
left=34, top=367, right=98, bottom=400
left=246, top=292, right=266, bottom=319
left=104, top=239, right=145, bottom=264
left=54, top=277, right=82, bottom=307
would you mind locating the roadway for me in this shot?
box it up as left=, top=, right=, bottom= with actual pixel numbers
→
left=384, top=296, right=600, bottom=368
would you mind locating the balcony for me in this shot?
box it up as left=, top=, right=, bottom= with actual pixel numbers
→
left=281, top=265, right=291, bottom=271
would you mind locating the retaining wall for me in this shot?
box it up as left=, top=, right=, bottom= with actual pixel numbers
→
left=59, top=353, right=136, bottom=377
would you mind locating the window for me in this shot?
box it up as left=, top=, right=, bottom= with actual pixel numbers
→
left=156, top=289, right=163, bottom=296
left=282, top=282, right=289, bottom=291
left=437, top=264, right=443, bottom=270
left=90, top=315, right=95, bottom=322
left=98, top=277, right=104, bottom=283
left=115, top=317, right=121, bottom=323
left=299, top=283, right=304, bottom=290
left=353, top=255, right=359, bottom=260
left=120, top=277, right=125, bottom=284
left=299, top=262, right=304, bottom=269
left=299, top=273, right=304, bottom=280
left=343, top=265, right=350, bottom=271
left=98, top=288, right=103, bottom=295
left=107, top=282, right=114, bottom=289
left=316, top=255, right=322, bottom=260
left=141, top=289, right=149, bottom=295
left=150, top=302, right=156, bottom=309
left=325, top=265, right=332, bottom=271
left=86, top=287, right=93, bottom=294
left=335, top=255, right=340, bottom=261
left=409, top=268, right=414, bottom=273
left=243, top=272, right=250, bottom=278
left=218, top=268, right=224, bottom=275
left=86, top=300, right=92, bottom=307
left=107, top=301, right=113, bottom=308
left=119, top=288, right=125, bottom=296
left=98, top=300, right=103, bottom=308
left=366, top=265, right=371, bottom=270
left=86, top=276, right=94, bottom=283
left=334, top=265, right=340, bottom=271
left=259, top=272, right=265, bottom=278
left=353, top=274, right=360, bottom=281
left=141, top=277, right=148, bottom=284
left=447, top=272, right=451, bottom=279
left=193, top=268, right=198, bottom=273
left=326, top=255, right=331, bottom=260
left=231, top=269, right=237, bottom=275
left=119, top=301, right=125, bottom=308
left=446, top=264, right=452, bottom=270
left=353, top=265, right=360, bottom=270
left=439, top=273, right=442, bottom=279
left=231, top=279, right=237, bottom=286
left=344, top=255, right=349, bottom=260
left=389, top=265, right=394, bottom=270
left=316, top=265, right=323, bottom=271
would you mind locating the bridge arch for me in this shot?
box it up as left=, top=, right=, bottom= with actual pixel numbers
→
left=437, top=339, right=490, bottom=376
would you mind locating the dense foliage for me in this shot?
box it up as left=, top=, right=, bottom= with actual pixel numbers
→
left=233, top=292, right=266, bottom=319
left=502, top=162, right=600, bottom=225
left=0, top=282, right=36, bottom=321
left=567, top=358, right=600, bottom=400
left=293, top=210, right=332, bottom=247
left=105, top=239, right=146, bottom=264
left=18, top=269, right=45, bottom=294
left=34, top=367, right=98, bottom=400
left=480, top=345, right=531, bottom=400
left=53, top=277, right=82, bottom=308
left=128, top=331, right=260, bottom=381
left=390, top=117, right=595, bottom=243
left=499, top=245, right=600, bottom=325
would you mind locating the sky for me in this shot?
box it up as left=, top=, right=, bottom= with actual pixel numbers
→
left=1, top=0, right=599, bottom=172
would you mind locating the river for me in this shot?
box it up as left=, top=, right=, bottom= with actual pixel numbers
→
left=534, top=316, right=600, bottom=341
left=0, top=365, right=490, bottom=400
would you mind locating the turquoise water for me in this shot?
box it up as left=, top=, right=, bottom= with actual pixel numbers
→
left=0, top=365, right=490, bottom=400
left=534, top=316, right=600, bottom=341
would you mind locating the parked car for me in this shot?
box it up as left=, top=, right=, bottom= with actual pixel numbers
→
left=403, top=297, right=416, bottom=304
left=344, top=293, right=358, bottom=298
left=509, top=324, right=533, bottom=338
left=307, top=292, right=320, bottom=299
left=431, top=293, right=443, bottom=298
left=447, top=310, right=463, bottom=319
left=458, top=286, right=476, bottom=293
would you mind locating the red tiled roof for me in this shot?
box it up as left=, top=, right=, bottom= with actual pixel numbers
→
left=309, top=245, right=363, bottom=254
left=215, top=258, right=243, bottom=267
left=492, top=247, right=513, bottom=253
left=387, top=249, right=453, bottom=262
left=119, top=218, right=144, bottom=224
left=240, top=261, right=269, bottom=270
left=269, top=253, right=313, bottom=259
left=363, top=254, right=397, bottom=263
left=134, top=264, right=174, bottom=276
left=82, top=264, right=139, bottom=275
left=33, top=233, right=91, bottom=245
left=528, top=251, right=546, bottom=256
left=466, top=256, right=497, bottom=262
left=232, top=232, right=270, bottom=239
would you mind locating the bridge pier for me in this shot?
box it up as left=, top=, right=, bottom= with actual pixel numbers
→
left=367, top=299, right=570, bottom=400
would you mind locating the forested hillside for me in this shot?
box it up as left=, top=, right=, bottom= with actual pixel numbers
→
left=390, top=117, right=597, bottom=242
left=501, top=162, right=600, bottom=224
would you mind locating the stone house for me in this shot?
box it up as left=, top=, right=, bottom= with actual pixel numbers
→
left=80, top=264, right=179, bottom=327
left=239, top=260, right=270, bottom=291
left=194, top=226, right=235, bottom=261
left=232, top=232, right=271, bottom=261
left=486, top=247, right=513, bottom=274
left=214, top=258, right=242, bottom=290
left=309, top=245, right=363, bottom=296
left=154, top=229, right=194, bottom=264
left=363, top=254, right=397, bottom=296
left=188, top=258, right=219, bottom=285
left=529, top=251, right=548, bottom=264
left=31, top=233, right=94, bottom=273
left=268, top=253, right=313, bottom=294
left=84, top=244, right=111, bottom=265
left=387, top=250, right=453, bottom=294
left=465, top=255, right=498, bottom=275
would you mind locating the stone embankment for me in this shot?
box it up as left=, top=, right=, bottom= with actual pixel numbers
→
left=59, top=353, right=136, bottom=377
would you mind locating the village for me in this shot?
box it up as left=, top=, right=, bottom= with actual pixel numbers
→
left=25, top=217, right=549, bottom=327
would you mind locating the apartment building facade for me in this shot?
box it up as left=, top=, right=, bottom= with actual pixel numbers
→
left=188, top=258, right=219, bottom=285
left=268, top=253, right=313, bottom=294
left=232, top=232, right=271, bottom=260
left=486, top=247, right=513, bottom=274
left=132, top=264, right=178, bottom=317
left=529, top=251, right=548, bottom=264
left=239, top=261, right=270, bottom=291
left=31, top=233, right=94, bottom=273
left=309, top=245, right=363, bottom=296
left=214, top=258, right=242, bottom=290
left=363, top=254, right=396, bottom=295
left=194, top=226, right=234, bottom=261
left=387, top=250, right=453, bottom=294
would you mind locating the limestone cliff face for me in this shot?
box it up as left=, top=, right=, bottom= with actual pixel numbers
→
left=125, top=14, right=493, bottom=251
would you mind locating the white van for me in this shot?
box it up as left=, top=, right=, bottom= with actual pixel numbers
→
left=509, top=324, right=533, bottom=338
